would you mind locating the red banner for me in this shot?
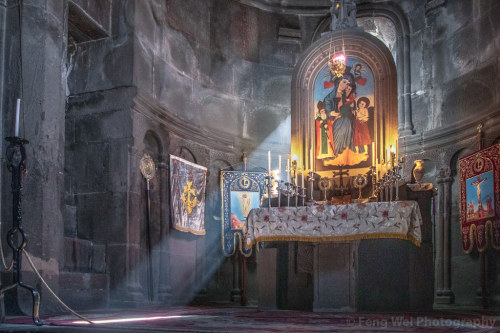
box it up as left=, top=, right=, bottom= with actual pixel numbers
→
left=459, top=143, right=500, bottom=253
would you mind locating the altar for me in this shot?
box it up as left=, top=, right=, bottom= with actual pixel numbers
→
left=245, top=193, right=434, bottom=312
left=244, top=201, right=422, bottom=248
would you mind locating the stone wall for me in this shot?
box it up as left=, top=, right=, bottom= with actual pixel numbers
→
left=399, top=0, right=500, bottom=308
left=2, top=0, right=500, bottom=315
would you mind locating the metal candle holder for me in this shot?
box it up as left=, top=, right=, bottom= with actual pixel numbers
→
left=266, top=175, right=274, bottom=209
left=377, top=179, right=383, bottom=202
left=285, top=182, right=292, bottom=206
left=0, top=137, right=41, bottom=325
left=369, top=166, right=377, bottom=200
left=300, top=187, right=306, bottom=206
left=308, top=171, right=315, bottom=202
left=394, top=165, right=402, bottom=201
left=277, top=180, right=284, bottom=207
left=293, top=184, right=299, bottom=208
left=389, top=169, right=394, bottom=202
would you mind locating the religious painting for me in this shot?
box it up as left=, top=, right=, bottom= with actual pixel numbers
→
left=170, top=155, right=207, bottom=235
left=230, top=191, right=260, bottom=230
left=459, top=143, right=500, bottom=252
left=221, top=169, right=266, bottom=256
left=313, top=57, right=375, bottom=171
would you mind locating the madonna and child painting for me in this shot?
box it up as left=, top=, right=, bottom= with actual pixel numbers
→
left=314, top=58, right=374, bottom=169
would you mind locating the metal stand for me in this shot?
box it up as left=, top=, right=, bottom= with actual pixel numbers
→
left=369, top=166, right=377, bottom=200
left=0, top=137, right=41, bottom=325
left=266, top=176, right=274, bottom=209
left=308, top=171, right=315, bottom=203
left=277, top=180, right=283, bottom=207
left=140, top=154, right=157, bottom=302
left=300, top=187, right=306, bottom=206
left=394, top=165, right=402, bottom=201
left=285, top=182, right=292, bottom=207
left=145, top=178, right=153, bottom=301
left=293, top=185, right=298, bottom=207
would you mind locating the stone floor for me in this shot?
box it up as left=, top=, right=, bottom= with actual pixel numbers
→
left=2, top=305, right=500, bottom=332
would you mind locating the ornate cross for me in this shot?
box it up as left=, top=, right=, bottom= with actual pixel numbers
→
left=332, top=167, right=350, bottom=195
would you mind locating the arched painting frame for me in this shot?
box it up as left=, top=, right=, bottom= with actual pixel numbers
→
left=291, top=30, right=397, bottom=178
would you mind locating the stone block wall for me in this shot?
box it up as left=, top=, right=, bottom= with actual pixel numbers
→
left=399, top=0, right=500, bottom=308
left=2, top=0, right=500, bottom=314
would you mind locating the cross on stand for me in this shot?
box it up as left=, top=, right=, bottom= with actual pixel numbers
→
left=332, top=166, right=349, bottom=196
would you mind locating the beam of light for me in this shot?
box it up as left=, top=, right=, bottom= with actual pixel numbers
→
left=73, top=315, right=185, bottom=325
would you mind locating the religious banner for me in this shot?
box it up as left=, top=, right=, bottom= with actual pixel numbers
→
left=459, top=143, right=500, bottom=253
left=170, top=155, right=207, bottom=235
left=221, top=169, right=266, bottom=256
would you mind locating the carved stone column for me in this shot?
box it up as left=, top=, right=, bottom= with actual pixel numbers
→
left=157, top=160, right=172, bottom=302
left=435, top=167, right=454, bottom=304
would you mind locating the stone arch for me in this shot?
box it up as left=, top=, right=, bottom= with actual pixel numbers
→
left=291, top=29, right=397, bottom=171
left=173, top=146, right=197, bottom=164
left=311, top=2, right=413, bottom=136
left=143, top=130, right=163, bottom=158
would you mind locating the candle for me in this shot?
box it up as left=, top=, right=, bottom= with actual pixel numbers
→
left=287, top=159, right=290, bottom=183
left=268, top=151, right=271, bottom=177
left=396, top=139, right=399, bottom=164
left=15, top=98, right=20, bottom=137
left=278, top=155, right=281, bottom=176
left=371, top=142, right=375, bottom=166
left=301, top=169, right=304, bottom=188
left=310, top=148, right=313, bottom=172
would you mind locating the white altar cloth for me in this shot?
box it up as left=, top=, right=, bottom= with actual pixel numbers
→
left=244, top=201, right=422, bottom=249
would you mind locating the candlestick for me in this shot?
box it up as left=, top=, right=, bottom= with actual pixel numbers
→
left=308, top=171, right=314, bottom=202
left=268, top=151, right=271, bottom=177
left=15, top=98, right=20, bottom=137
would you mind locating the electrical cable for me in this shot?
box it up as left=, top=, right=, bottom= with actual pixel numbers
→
left=0, top=221, right=14, bottom=271
left=2, top=1, right=92, bottom=325
left=23, top=250, right=94, bottom=325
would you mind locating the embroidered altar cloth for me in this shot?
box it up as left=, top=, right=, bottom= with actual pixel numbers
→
left=244, top=201, right=422, bottom=249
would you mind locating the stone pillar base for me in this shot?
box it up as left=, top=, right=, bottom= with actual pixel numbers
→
left=435, top=290, right=455, bottom=304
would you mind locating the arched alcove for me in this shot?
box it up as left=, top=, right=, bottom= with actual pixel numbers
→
left=291, top=29, right=397, bottom=176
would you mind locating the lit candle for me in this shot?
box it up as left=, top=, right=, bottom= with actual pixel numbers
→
left=278, top=155, right=281, bottom=176
left=287, top=159, right=290, bottom=183
left=15, top=98, right=20, bottom=137
left=310, top=148, right=313, bottom=172
left=268, top=151, right=271, bottom=177
left=396, top=139, right=398, bottom=164
left=371, top=142, right=375, bottom=166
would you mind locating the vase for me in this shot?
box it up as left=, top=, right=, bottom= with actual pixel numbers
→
left=413, top=160, right=425, bottom=184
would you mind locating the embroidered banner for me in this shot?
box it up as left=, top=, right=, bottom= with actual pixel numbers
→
left=221, top=169, right=267, bottom=256
left=459, top=143, right=500, bottom=252
left=170, top=155, right=207, bottom=235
